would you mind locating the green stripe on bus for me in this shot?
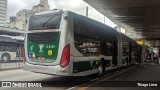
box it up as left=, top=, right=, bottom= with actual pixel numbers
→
left=73, top=60, right=111, bottom=73
left=73, top=60, right=99, bottom=73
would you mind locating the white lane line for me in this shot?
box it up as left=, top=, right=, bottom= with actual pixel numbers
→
left=66, top=86, right=77, bottom=90
left=66, top=78, right=100, bottom=90
left=90, top=78, right=99, bottom=81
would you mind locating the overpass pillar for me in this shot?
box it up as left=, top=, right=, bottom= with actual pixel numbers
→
left=141, top=42, right=146, bottom=64
left=115, top=26, right=123, bottom=67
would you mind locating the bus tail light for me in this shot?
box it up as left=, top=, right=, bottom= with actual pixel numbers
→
left=22, top=47, right=26, bottom=64
left=60, top=44, right=70, bottom=68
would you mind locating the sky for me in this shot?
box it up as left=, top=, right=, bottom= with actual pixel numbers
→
left=7, top=0, right=116, bottom=27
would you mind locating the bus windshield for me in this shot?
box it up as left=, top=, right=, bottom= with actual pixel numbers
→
left=29, top=11, right=62, bottom=30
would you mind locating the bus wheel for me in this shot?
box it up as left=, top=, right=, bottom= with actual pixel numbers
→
left=97, top=60, right=105, bottom=77
left=1, top=53, right=10, bottom=63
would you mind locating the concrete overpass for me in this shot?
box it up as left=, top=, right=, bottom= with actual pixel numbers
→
left=0, top=26, right=25, bottom=36
left=84, top=0, right=160, bottom=47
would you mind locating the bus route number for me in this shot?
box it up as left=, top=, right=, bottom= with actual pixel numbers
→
left=46, top=45, right=55, bottom=49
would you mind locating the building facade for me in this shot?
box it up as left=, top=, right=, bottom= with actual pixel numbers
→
left=14, top=0, right=50, bottom=30
left=8, top=16, right=16, bottom=28
left=10, top=16, right=16, bottom=22
left=0, top=0, right=7, bottom=26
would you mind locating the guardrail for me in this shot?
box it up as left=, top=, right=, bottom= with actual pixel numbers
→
left=0, top=60, right=23, bottom=70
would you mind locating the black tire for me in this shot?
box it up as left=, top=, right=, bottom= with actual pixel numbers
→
left=97, top=59, right=105, bottom=77
left=1, top=53, right=11, bottom=63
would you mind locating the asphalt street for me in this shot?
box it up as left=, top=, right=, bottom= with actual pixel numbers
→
left=0, top=64, right=160, bottom=90
left=76, top=64, right=160, bottom=90
left=0, top=68, right=99, bottom=90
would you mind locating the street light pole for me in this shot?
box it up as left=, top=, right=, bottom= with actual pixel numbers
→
left=86, top=6, right=88, bottom=17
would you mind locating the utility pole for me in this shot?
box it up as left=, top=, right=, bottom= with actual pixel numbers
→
left=86, top=6, right=88, bottom=17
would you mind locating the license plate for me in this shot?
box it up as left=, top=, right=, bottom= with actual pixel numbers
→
left=38, top=57, right=45, bottom=61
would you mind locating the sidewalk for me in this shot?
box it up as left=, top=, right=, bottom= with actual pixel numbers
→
left=79, top=64, right=160, bottom=90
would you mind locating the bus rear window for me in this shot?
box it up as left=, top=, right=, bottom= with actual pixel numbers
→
left=29, top=11, right=62, bottom=30
left=28, top=32, right=59, bottom=44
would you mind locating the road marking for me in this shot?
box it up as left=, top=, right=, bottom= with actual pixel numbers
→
left=66, top=78, right=99, bottom=90
left=90, top=78, right=99, bottom=81
left=78, top=66, right=135, bottom=90
left=66, top=86, right=77, bottom=90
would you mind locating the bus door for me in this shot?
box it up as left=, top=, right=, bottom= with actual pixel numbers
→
left=112, top=41, right=118, bottom=66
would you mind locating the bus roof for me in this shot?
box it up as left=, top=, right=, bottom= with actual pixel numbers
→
left=0, top=35, right=24, bottom=43
left=0, top=36, right=16, bottom=43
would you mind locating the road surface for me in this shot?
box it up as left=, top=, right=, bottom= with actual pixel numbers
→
left=0, top=64, right=160, bottom=90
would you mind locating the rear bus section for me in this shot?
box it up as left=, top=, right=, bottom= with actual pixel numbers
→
left=23, top=10, right=72, bottom=76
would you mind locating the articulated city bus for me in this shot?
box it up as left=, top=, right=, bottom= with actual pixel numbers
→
left=23, top=10, right=141, bottom=76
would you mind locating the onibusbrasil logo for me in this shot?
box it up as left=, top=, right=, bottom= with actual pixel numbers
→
left=1, top=82, right=42, bottom=88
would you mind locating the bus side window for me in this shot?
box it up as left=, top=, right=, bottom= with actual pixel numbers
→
left=74, top=41, right=100, bottom=56
left=74, top=16, right=101, bottom=56
left=74, top=27, right=100, bottom=56
left=98, top=42, right=113, bottom=56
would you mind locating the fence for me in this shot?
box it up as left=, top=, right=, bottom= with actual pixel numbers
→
left=0, top=62, right=23, bottom=70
